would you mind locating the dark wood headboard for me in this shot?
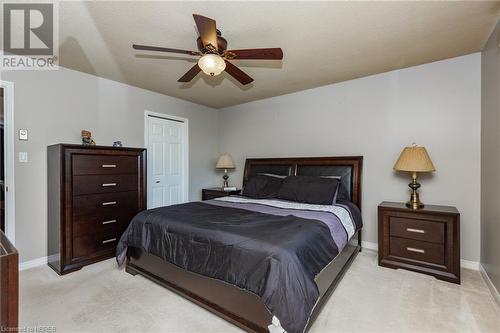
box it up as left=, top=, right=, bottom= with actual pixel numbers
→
left=243, top=156, right=363, bottom=209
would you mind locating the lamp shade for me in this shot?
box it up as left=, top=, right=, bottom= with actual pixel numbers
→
left=393, top=145, right=435, bottom=172
left=216, top=153, right=235, bottom=169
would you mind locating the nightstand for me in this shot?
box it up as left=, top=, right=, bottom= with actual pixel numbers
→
left=202, top=188, right=241, bottom=201
left=378, top=201, right=460, bottom=284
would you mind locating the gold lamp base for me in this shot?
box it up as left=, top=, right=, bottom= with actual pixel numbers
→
left=406, top=172, right=425, bottom=210
left=222, top=169, right=229, bottom=188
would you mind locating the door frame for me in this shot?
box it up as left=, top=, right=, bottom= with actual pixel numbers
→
left=0, top=80, right=16, bottom=244
left=144, top=110, right=189, bottom=208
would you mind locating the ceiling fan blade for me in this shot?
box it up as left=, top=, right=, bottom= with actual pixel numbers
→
left=225, top=48, right=283, bottom=60
left=224, top=60, right=254, bottom=85
left=133, top=44, right=201, bottom=56
left=193, top=14, right=218, bottom=49
left=178, top=64, right=202, bottom=82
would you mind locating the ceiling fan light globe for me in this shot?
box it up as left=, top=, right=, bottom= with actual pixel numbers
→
left=198, top=54, right=226, bottom=76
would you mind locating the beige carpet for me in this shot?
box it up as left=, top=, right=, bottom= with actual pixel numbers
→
left=20, top=251, right=500, bottom=333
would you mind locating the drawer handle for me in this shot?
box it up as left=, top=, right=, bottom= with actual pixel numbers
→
left=102, top=201, right=117, bottom=206
left=406, top=247, right=425, bottom=254
left=406, top=228, right=425, bottom=234
left=102, top=183, right=117, bottom=187
left=102, top=219, right=117, bottom=225
left=102, top=164, right=117, bottom=168
left=102, top=238, right=117, bottom=244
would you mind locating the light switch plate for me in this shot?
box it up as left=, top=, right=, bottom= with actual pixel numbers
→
left=19, top=129, right=28, bottom=141
left=19, top=152, right=28, bottom=163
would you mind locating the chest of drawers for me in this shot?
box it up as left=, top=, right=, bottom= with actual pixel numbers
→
left=378, top=202, right=460, bottom=284
left=47, top=144, right=146, bottom=275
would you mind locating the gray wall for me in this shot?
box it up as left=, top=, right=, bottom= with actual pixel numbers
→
left=481, top=20, right=500, bottom=292
left=219, top=54, right=481, bottom=262
left=2, top=53, right=484, bottom=265
left=3, top=68, right=220, bottom=262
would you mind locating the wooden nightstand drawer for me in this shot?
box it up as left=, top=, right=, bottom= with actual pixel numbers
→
left=202, top=188, right=241, bottom=201
left=389, top=237, right=445, bottom=266
left=389, top=217, right=445, bottom=244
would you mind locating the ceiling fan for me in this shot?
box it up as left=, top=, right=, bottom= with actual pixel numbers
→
left=132, top=14, right=283, bottom=85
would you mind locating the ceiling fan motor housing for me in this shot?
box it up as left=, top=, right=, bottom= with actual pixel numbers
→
left=197, top=33, right=228, bottom=53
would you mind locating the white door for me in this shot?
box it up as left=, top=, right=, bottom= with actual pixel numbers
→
left=147, top=115, right=187, bottom=208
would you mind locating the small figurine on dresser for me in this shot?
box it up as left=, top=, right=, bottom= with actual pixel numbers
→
left=81, top=130, right=96, bottom=145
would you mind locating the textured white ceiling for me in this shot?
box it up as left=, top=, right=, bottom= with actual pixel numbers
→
left=58, top=1, right=500, bottom=108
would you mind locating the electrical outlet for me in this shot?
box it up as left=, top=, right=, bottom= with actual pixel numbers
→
left=19, top=152, right=28, bottom=163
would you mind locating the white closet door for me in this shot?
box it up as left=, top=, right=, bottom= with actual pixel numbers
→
left=147, top=116, right=186, bottom=208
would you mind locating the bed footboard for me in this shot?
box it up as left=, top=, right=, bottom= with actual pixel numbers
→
left=125, top=230, right=361, bottom=333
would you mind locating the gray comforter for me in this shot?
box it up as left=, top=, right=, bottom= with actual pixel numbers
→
left=116, top=196, right=361, bottom=333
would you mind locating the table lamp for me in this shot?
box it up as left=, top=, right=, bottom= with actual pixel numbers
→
left=393, top=144, right=435, bottom=209
left=216, top=153, right=235, bottom=188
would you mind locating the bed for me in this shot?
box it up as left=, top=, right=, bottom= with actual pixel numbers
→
left=117, top=156, right=363, bottom=333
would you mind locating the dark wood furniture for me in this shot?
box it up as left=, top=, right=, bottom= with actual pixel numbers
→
left=126, top=156, right=363, bottom=332
left=47, top=144, right=146, bottom=275
left=0, top=230, right=18, bottom=330
left=202, top=187, right=241, bottom=200
left=378, top=201, right=460, bottom=284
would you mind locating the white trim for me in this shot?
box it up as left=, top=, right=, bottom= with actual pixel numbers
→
left=144, top=111, right=189, bottom=208
left=19, top=256, right=47, bottom=271
left=480, top=264, right=500, bottom=309
left=361, top=240, right=378, bottom=251
left=0, top=80, right=15, bottom=245
left=360, top=240, right=479, bottom=270
left=460, top=259, right=480, bottom=270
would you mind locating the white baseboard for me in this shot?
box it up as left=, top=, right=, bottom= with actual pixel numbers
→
left=361, top=240, right=378, bottom=251
left=360, top=240, right=479, bottom=270
left=460, top=259, right=479, bottom=270
left=479, top=264, right=500, bottom=308
left=19, top=256, right=47, bottom=271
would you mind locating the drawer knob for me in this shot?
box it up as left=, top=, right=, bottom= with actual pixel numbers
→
left=102, top=164, right=117, bottom=168
left=102, top=183, right=117, bottom=187
left=406, top=247, right=425, bottom=254
left=102, top=219, right=117, bottom=225
left=102, top=238, right=117, bottom=244
left=102, top=201, right=117, bottom=206
left=406, top=228, right=425, bottom=234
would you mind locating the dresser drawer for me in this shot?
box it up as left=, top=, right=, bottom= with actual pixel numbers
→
left=73, top=174, right=138, bottom=196
left=389, top=217, right=445, bottom=244
left=72, top=154, right=138, bottom=175
left=390, top=237, right=444, bottom=266
left=72, top=192, right=139, bottom=217
left=73, top=211, right=135, bottom=237
left=73, top=232, right=121, bottom=259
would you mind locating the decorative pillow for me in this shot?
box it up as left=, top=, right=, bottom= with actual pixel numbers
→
left=321, top=175, right=347, bottom=202
left=278, top=176, right=340, bottom=205
left=242, top=175, right=283, bottom=199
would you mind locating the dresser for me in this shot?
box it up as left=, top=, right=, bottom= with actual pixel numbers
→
left=378, top=201, right=460, bottom=284
left=0, top=230, right=18, bottom=329
left=202, top=188, right=241, bottom=201
left=47, top=144, right=146, bottom=275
